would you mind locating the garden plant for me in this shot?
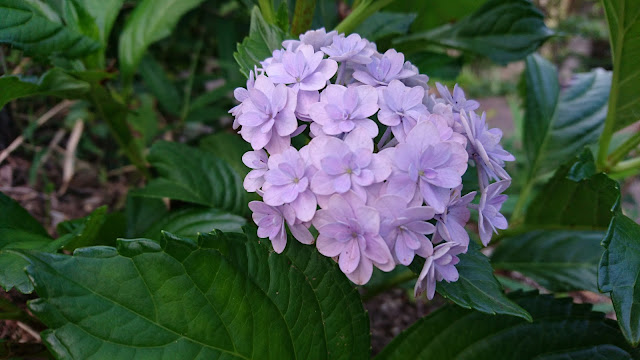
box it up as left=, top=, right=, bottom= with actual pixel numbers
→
left=0, top=0, right=639, bottom=359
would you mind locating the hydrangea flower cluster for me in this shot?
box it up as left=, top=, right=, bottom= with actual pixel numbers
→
left=231, top=28, right=514, bottom=299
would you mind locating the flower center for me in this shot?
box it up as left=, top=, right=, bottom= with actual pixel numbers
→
left=293, top=177, right=300, bottom=184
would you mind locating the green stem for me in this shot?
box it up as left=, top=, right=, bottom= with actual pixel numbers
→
left=610, top=156, right=640, bottom=175
left=597, top=3, right=623, bottom=172
left=291, top=0, right=317, bottom=36
left=607, top=130, right=640, bottom=168
left=334, top=0, right=396, bottom=34
left=362, top=269, right=417, bottom=301
left=510, top=179, right=534, bottom=223
left=258, top=0, right=276, bottom=24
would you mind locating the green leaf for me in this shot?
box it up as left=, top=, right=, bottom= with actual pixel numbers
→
left=0, top=68, right=90, bottom=108
left=118, top=0, right=206, bottom=81
left=523, top=54, right=612, bottom=179
left=24, top=229, right=370, bottom=359
left=0, top=192, right=51, bottom=293
left=133, top=141, right=247, bottom=215
left=139, top=55, right=182, bottom=115
left=375, top=292, right=639, bottom=359
left=387, top=0, right=482, bottom=32
left=235, top=6, right=287, bottom=78
left=492, top=230, right=604, bottom=292
left=353, top=12, right=416, bottom=41
left=56, top=206, right=126, bottom=251
left=599, top=211, right=640, bottom=346
left=199, top=132, right=252, bottom=178
left=406, top=51, right=463, bottom=81
left=125, top=196, right=168, bottom=238
left=141, top=207, right=246, bottom=239
left=493, top=151, right=619, bottom=292
left=0, top=0, right=101, bottom=58
left=603, top=0, right=640, bottom=132
left=72, top=0, right=124, bottom=45
left=409, top=242, right=531, bottom=321
left=393, top=0, right=554, bottom=64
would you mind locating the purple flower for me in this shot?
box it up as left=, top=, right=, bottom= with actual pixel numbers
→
left=475, top=180, right=510, bottom=246
left=309, top=84, right=379, bottom=138
left=384, top=121, right=468, bottom=213
left=375, top=195, right=436, bottom=265
left=308, top=128, right=391, bottom=201
left=321, top=33, right=374, bottom=64
left=237, top=75, right=298, bottom=153
left=242, top=150, right=268, bottom=192
left=262, top=147, right=317, bottom=222
left=313, top=192, right=394, bottom=284
left=460, top=111, right=515, bottom=182
left=230, top=68, right=258, bottom=128
left=283, top=28, right=339, bottom=52
left=295, top=90, right=320, bottom=121
left=352, top=49, right=416, bottom=87
left=435, top=83, right=479, bottom=112
left=400, top=62, right=429, bottom=90
left=433, top=185, right=476, bottom=249
left=266, top=44, right=338, bottom=91
left=377, top=80, right=428, bottom=142
left=414, top=242, right=463, bottom=300
left=249, top=201, right=313, bottom=253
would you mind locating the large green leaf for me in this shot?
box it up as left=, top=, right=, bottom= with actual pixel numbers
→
left=139, top=55, right=182, bottom=115
left=353, top=12, right=416, bottom=42
left=0, top=68, right=90, bottom=108
left=235, top=6, right=287, bottom=78
left=118, top=0, right=206, bottom=81
left=523, top=54, right=611, bottom=179
left=603, top=0, right=640, bottom=131
left=141, top=207, right=246, bottom=239
left=0, top=192, right=52, bottom=293
left=133, top=141, right=247, bottom=215
left=0, top=0, right=100, bottom=58
left=56, top=206, right=126, bottom=251
left=199, top=132, right=252, bottom=178
left=23, top=229, right=370, bottom=359
left=493, top=151, right=619, bottom=292
left=385, top=0, right=482, bottom=32
left=409, top=242, right=531, bottom=321
left=492, top=230, right=604, bottom=292
left=393, top=0, right=554, bottom=64
left=599, top=211, right=640, bottom=346
left=72, top=0, right=124, bottom=45
left=375, top=292, right=639, bottom=359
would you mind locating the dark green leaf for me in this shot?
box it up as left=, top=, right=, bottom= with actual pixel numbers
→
left=603, top=0, right=640, bottom=131
left=409, top=242, right=531, bottom=321
left=394, top=0, right=554, bottom=64
left=128, top=94, right=160, bottom=148
left=353, top=12, right=416, bottom=41
left=493, top=151, right=619, bottom=292
left=387, top=0, right=482, bottom=32
left=24, top=229, right=369, bottom=359
left=199, top=132, right=252, bottom=178
left=139, top=56, right=182, bottom=115
left=0, top=69, right=90, bottom=108
left=72, top=0, right=124, bottom=45
left=492, top=230, right=603, bottom=292
left=125, top=196, right=168, bottom=238
left=56, top=206, right=126, bottom=251
left=0, top=192, right=51, bottom=293
left=118, top=0, right=206, bottom=81
left=235, top=6, right=287, bottom=78
left=523, top=54, right=611, bottom=179
left=0, top=0, right=100, bottom=58
left=599, top=212, right=640, bottom=346
left=375, top=292, right=639, bottom=359
left=141, top=207, right=246, bottom=239
left=133, top=141, right=247, bottom=215
left=406, top=51, right=463, bottom=81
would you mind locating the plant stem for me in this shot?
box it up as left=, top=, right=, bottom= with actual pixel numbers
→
left=611, top=156, right=640, bottom=175
left=291, top=0, right=317, bottom=36
left=334, top=0, right=396, bottom=34
left=607, top=130, right=640, bottom=168
left=362, top=269, right=417, bottom=301
left=510, top=179, right=534, bottom=222
left=597, top=5, right=623, bottom=172
left=179, top=39, right=203, bottom=129
left=258, top=0, right=276, bottom=24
